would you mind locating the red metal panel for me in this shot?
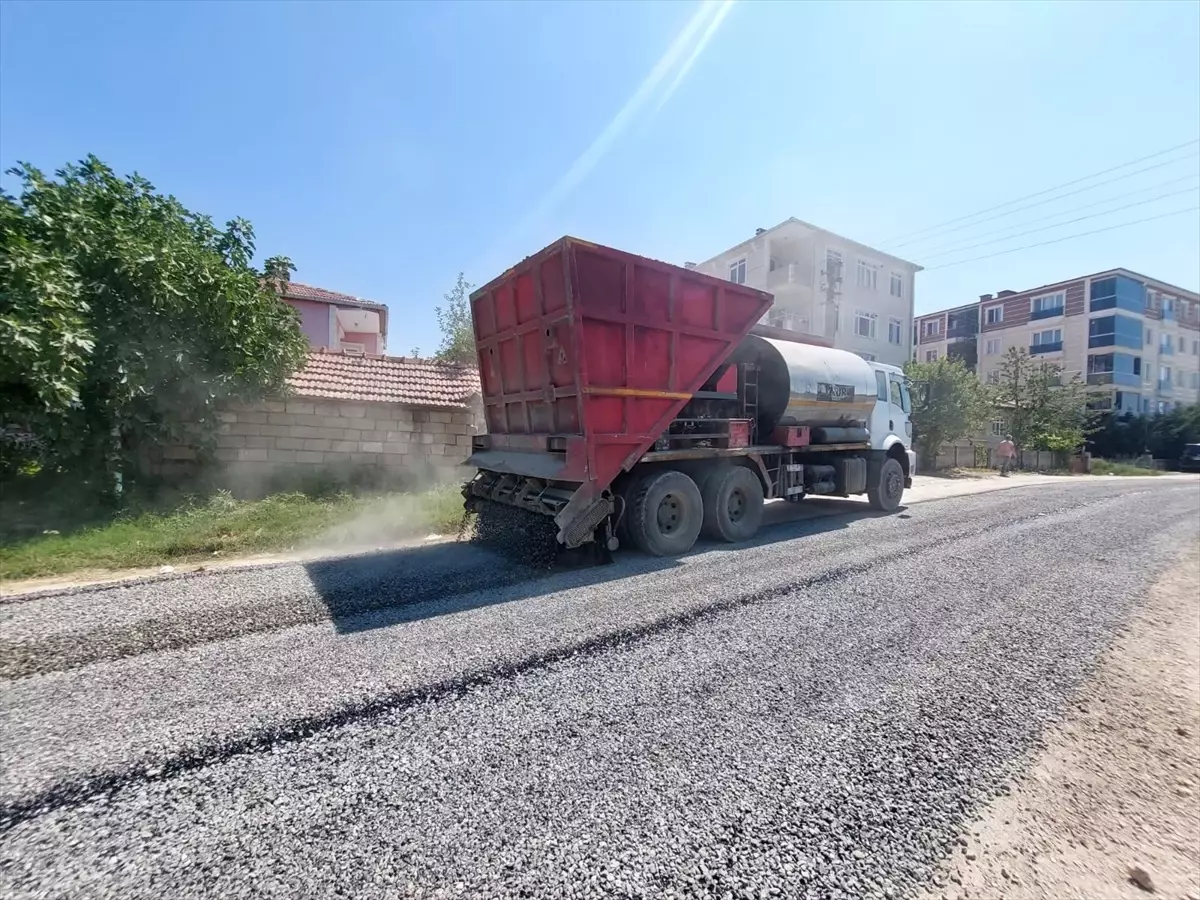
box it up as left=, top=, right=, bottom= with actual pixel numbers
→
left=771, top=425, right=811, bottom=447
left=714, top=366, right=737, bottom=394
left=728, top=419, right=751, bottom=448
left=471, top=237, right=774, bottom=495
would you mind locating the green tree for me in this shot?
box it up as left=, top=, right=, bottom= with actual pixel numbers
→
left=903, top=356, right=991, bottom=469
left=434, top=272, right=476, bottom=365
left=0, top=156, right=309, bottom=493
left=993, top=347, right=1092, bottom=460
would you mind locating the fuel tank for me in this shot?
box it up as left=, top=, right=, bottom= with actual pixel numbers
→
left=734, top=335, right=877, bottom=432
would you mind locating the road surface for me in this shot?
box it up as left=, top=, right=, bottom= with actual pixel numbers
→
left=2, top=477, right=1198, bottom=899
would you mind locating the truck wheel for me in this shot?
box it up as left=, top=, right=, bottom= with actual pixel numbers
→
left=701, top=466, right=764, bottom=543
left=868, top=457, right=905, bottom=512
left=628, top=469, right=703, bottom=557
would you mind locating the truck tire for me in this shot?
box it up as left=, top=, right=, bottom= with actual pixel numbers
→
left=701, top=465, right=764, bottom=543
left=627, top=468, right=703, bottom=557
left=867, top=457, right=905, bottom=512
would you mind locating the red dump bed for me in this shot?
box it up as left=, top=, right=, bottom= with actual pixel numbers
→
left=470, top=237, right=773, bottom=497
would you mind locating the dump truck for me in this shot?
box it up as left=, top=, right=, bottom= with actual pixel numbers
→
left=463, top=237, right=916, bottom=559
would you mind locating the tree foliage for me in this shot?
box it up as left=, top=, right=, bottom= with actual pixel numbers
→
left=434, top=272, right=477, bottom=366
left=993, top=347, right=1092, bottom=453
left=903, top=356, right=991, bottom=468
left=1088, top=404, right=1200, bottom=461
left=0, top=156, right=309, bottom=488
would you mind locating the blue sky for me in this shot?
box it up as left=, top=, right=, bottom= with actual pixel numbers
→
left=3, top=0, right=1198, bottom=356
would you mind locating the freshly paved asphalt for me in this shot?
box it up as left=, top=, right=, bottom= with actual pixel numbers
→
left=2, top=478, right=1197, bottom=899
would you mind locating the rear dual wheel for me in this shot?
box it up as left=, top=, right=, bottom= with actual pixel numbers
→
left=701, top=465, right=764, bottom=543
left=627, top=469, right=704, bottom=557
left=625, top=465, right=765, bottom=557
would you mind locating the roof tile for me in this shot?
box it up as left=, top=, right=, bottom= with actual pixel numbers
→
left=282, top=282, right=386, bottom=310
left=287, top=351, right=480, bottom=409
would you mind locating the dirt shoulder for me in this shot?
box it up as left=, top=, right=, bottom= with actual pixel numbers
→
left=926, top=544, right=1200, bottom=900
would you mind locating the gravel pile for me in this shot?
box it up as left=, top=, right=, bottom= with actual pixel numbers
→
left=469, top=499, right=563, bottom=569
left=1, top=481, right=1197, bottom=899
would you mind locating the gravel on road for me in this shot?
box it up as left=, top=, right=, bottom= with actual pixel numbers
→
left=1, top=479, right=1197, bottom=899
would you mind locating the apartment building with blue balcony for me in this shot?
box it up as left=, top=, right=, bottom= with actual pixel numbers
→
left=971, top=268, right=1200, bottom=415
left=916, top=269, right=1198, bottom=444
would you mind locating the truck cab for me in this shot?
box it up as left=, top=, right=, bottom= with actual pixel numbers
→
left=868, top=362, right=917, bottom=480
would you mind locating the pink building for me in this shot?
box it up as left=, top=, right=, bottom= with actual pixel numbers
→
left=280, top=282, right=388, bottom=355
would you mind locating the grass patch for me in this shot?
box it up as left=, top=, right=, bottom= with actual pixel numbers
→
left=0, top=484, right=469, bottom=581
left=1090, top=458, right=1162, bottom=477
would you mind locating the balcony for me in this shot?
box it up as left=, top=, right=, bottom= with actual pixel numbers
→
left=1029, top=341, right=1063, bottom=355
left=1088, top=371, right=1141, bottom=387
left=767, top=262, right=814, bottom=290
left=1030, top=306, right=1064, bottom=321
left=946, top=324, right=977, bottom=340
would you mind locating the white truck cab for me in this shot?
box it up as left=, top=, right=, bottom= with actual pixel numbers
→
left=868, top=362, right=918, bottom=478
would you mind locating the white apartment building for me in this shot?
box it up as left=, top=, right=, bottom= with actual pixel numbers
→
left=693, top=218, right=922, bottom=368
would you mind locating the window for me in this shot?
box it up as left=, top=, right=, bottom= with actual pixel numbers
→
left=1160, top=365, right=1172, bottom=386
left=1191, top=372, right=1200, bottom=390
left=889, top=380, right=903, bottom=408
left=1176, top=368, right=1184, bottom=386
left=991, top=419, right=1007, bottom=437
left=889, top=272, right=903, bottom=298
left=921, top=319, right=941, bottom=337
left=1146, top=328, right=1153, bottom=344
left=1090, top=275, right=1146, bottom=314
left=899, top=380, right=912, bottom=414
left=1089, top=314, right=1143, bottom=349
left=986, top=370, right=1000, bottom=385
left=854, top=311, right=877, bottom=339
left=984, top=305, right=1004, bottom=325
left=859, top=352, right=877, bottom=362
left=1160, top=333, right=1174, bottom=355
left=1030, top=292, right=1065, bottom=318
left=1194, top=339, right=1199, bottom=356
left=985, top=338, right=1002, bottom=355
left=925, top=349, right=939, bottom=362
left=888, top=317, right=903, bottom=345
left=1031, top=328, right=1062, bottom=350
left=728, top=258, right=747, bottom=285
left=875, top=370, right=888, bottom=400
left=857, top=259, right=878, bottom=290
left=825, top=249, right=843, bottom=280
left=1180, top=335, right=1187, bottom=352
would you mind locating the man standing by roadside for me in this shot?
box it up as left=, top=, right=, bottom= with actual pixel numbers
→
left=998, top=435, right=1016, bottom=476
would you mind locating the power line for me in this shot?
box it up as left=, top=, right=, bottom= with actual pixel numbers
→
left=916, top=173, right=1200, bottom=257
left=888, top=151, right=1199, bottom=251
left=921, top=206, right=1200, bottom=272
left=919, top=186, right=1200, bottom=261
left=878, top=137, right=1200, bottom=246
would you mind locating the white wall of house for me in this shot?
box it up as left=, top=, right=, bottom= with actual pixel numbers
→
left=695, top=218, right=920, bottom=367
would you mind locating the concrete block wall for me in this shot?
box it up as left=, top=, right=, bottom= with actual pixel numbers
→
left=153, top=396, right=484, bottom=495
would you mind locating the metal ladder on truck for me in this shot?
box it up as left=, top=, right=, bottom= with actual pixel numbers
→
left=741, top=363, right=759, bottom=443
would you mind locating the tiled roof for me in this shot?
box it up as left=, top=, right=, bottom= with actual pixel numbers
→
left=287, top=350, right=480, bottom=409
left=282, top=282, right=387, bottom=311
